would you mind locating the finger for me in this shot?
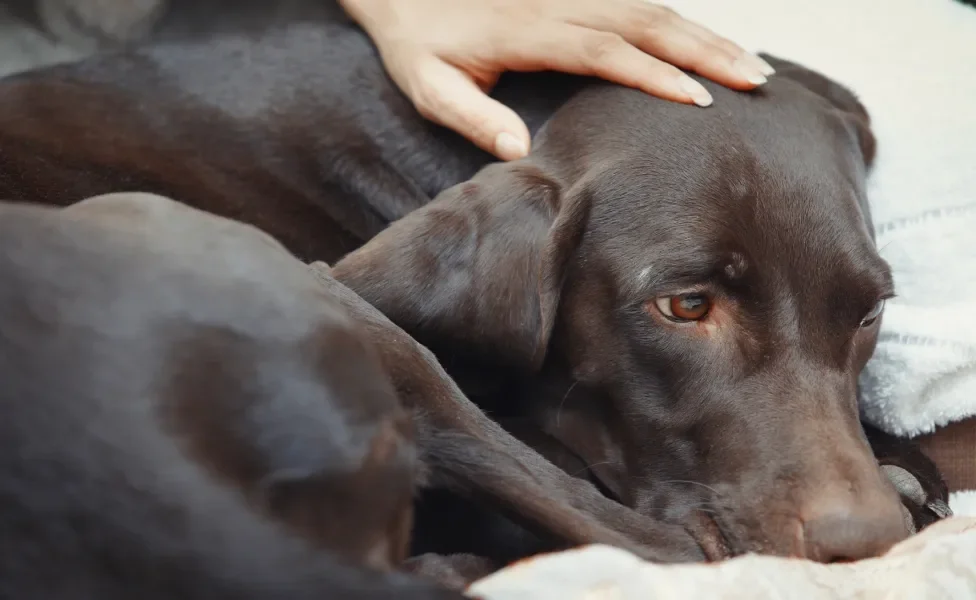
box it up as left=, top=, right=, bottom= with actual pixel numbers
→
left=635, top=18, right=765, bottom=91
left=495, top=25, right=714, bottom=107
left=679, top=19, right=750, bottom=64
left=402, top=55, right=532, bottom=161
left=668, top=10, right=772, bottom=77
left=660, top=15, right=777, bottom=87
left=564, top=2, right=774, bottom=90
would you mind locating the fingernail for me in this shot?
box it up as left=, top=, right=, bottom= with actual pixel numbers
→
left=749, top=54, right=776, bottom=76
left=494, top=132, right=528, bottom=161
left=679, top=75, right=713, bottom=107
left=733, top=55, right=767, bottom=86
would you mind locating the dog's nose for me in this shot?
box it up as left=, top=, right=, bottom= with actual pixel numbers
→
left=799, top=489, right=910, bottom=562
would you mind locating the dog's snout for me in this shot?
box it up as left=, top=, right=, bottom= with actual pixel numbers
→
left=798, top=486, right=909, bottom=562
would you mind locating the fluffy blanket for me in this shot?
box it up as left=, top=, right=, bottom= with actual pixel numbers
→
left=0, top=6, right=84, bottom=78
left=662, top=0, right=976, bottom=507
left=468, top=518, right=976, bottom=600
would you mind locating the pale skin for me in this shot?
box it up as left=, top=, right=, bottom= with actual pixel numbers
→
left=340, top=0, right=773, bottom=161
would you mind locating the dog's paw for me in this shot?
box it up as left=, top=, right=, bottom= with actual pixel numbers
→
left=866, top=423, right=952, bottom=532
left=881, top=463, right=952, bottom=534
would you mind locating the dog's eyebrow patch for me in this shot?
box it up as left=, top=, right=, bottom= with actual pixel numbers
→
left=636, top=266, right=654, bottom=287
left=722, top=253, right=749, bottom=281
left=622, top=254, right=722, bottom=301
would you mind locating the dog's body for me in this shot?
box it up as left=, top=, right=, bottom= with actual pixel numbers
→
left=0, top=6, right=567, bottom=260
left=0, top=193, right=465, bottom=599
left=0, top=3, right=950, bottom=577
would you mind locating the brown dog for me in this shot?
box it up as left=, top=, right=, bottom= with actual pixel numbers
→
left=0, top=7, right=948, bottom=569
left=0, top=192, right=465, bottom=598
left=331, top=58, right=933, bottom=562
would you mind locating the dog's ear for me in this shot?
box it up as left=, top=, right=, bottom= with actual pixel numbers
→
left=333, top=160, right=588, bottom=372
left=759, top=53, right=877, bottom=167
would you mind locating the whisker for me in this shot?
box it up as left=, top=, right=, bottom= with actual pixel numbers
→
left=570, top=460, right=613, bottom=478
left=635, top=502, right=718, bottom=521
left=655, top=479, right=721, bottom=496
left=554, top=380, right=578, bottom=429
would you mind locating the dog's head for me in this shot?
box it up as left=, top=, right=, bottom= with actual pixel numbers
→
left=334, top=56, right=909, bottom=561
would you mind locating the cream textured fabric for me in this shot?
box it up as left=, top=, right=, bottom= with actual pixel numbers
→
left=469, top=518, right=976, bottom=600
left=951, top=491, right=976, bottom=517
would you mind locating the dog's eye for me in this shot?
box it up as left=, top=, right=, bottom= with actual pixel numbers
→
left=860, top=299, right=886, bottom=327
left=655, top=294, right=711, bottom=322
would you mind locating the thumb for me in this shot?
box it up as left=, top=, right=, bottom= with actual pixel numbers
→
left=402, top=56, right=532, bottom=161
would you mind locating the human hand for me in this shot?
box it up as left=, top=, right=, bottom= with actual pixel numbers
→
left=340, top=0, right=773, bottom=161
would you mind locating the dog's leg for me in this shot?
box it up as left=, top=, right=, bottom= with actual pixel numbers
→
left=310, top=262, right=704, bottom=563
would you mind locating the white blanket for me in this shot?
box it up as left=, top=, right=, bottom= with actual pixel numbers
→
left=661, top=0, right=976, bottom=499
left=469, top=518, right=976, bottom=600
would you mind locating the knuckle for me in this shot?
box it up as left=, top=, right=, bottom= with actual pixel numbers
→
left=690, top=26, right=743, bottom=58
left=412, top=92, right=447, bottom=125
left=713, top=43, right=742, bottom=63
left=643, top=5, right=683, bottom=34
left=409, top=87, right=436, bottom=118
left=651, top=4, right=681, bottom=23
left=583, top=32, right=627, bottom=64
left=413, top=100, right=437, bottom=122
left=408, top=80, right=448, bottom=122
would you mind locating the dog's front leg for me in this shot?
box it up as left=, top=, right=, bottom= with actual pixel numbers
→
left=311, top=263, right=704, bottom=564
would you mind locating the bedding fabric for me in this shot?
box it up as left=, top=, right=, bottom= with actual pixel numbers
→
left=951, top=490, right=976, bottom=517
left=468, top=518, right=976, bottom=600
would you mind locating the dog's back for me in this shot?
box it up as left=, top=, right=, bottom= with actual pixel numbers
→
left=0, top=197, right=461, bottom=599
left=0, top=7, right=580, bottom=261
